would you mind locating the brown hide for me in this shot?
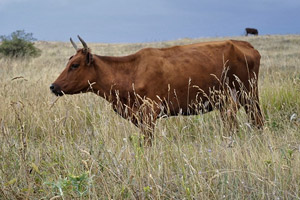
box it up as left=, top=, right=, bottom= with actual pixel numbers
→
left=51, top=38, right=264, bottom=143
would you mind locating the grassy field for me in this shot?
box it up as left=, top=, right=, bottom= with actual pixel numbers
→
left=1, top=35, right=300, bottom=199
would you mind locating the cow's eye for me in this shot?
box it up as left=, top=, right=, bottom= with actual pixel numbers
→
left=71, top=64, right=80, bottom=69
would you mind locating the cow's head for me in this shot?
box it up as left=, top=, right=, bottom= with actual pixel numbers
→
left=50, top=36, right=95, bottom=96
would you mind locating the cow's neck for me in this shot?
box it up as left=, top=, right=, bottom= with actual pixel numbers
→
left=92, top=54, right=138, bottom=102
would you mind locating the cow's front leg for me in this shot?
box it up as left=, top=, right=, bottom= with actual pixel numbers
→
left=130, top=101, right=158, bottom=146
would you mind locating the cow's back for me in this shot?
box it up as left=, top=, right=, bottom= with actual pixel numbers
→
left=133, top=40, right=260, bottom=114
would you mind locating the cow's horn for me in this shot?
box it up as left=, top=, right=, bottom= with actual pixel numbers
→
left=77, top=35, right=88, bottom=50
left=70, top=38, right=78, bottom=50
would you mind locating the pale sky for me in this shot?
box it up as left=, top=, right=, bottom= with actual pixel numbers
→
left=1, top=0, right=300, bottom=43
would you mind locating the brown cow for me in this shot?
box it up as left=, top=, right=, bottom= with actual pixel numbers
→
left=245, top=28, right=258, bottom=36
left=50, top=36, right=264, bottom=144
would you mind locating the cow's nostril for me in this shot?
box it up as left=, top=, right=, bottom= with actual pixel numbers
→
left=50, top=84, right=55, bottom=90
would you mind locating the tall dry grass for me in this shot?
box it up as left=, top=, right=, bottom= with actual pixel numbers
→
left=0, top=35, right=300, bottom=199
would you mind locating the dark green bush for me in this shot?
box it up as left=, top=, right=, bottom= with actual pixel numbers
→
left=0, top=30, right=41, bottom=58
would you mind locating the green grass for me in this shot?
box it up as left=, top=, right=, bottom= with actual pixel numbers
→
left=1, top=35, right=300, bottom=199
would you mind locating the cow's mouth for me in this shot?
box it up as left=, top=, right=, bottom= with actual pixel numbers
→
left=50, top=84, right=64, bottom=96
left=53, top=91, right=64, bottom=96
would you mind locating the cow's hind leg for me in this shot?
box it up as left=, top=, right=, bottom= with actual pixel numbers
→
left=242, top=95, right=264, bottom=129
left=241, top=87, right=264, bottom=129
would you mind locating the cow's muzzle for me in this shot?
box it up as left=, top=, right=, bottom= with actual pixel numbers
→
left=50, top=83, right=64, bottom=96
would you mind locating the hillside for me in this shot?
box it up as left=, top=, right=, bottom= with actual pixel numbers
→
left=1, top=35, right=300, bottom=199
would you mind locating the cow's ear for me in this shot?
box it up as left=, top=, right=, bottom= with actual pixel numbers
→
left=86, top=52, right=93, bottom=66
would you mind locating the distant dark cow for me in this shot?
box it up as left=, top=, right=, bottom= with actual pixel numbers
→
left=245, top=28, right=258, bottom=36
left=50, top=36, right=264, bottom=144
